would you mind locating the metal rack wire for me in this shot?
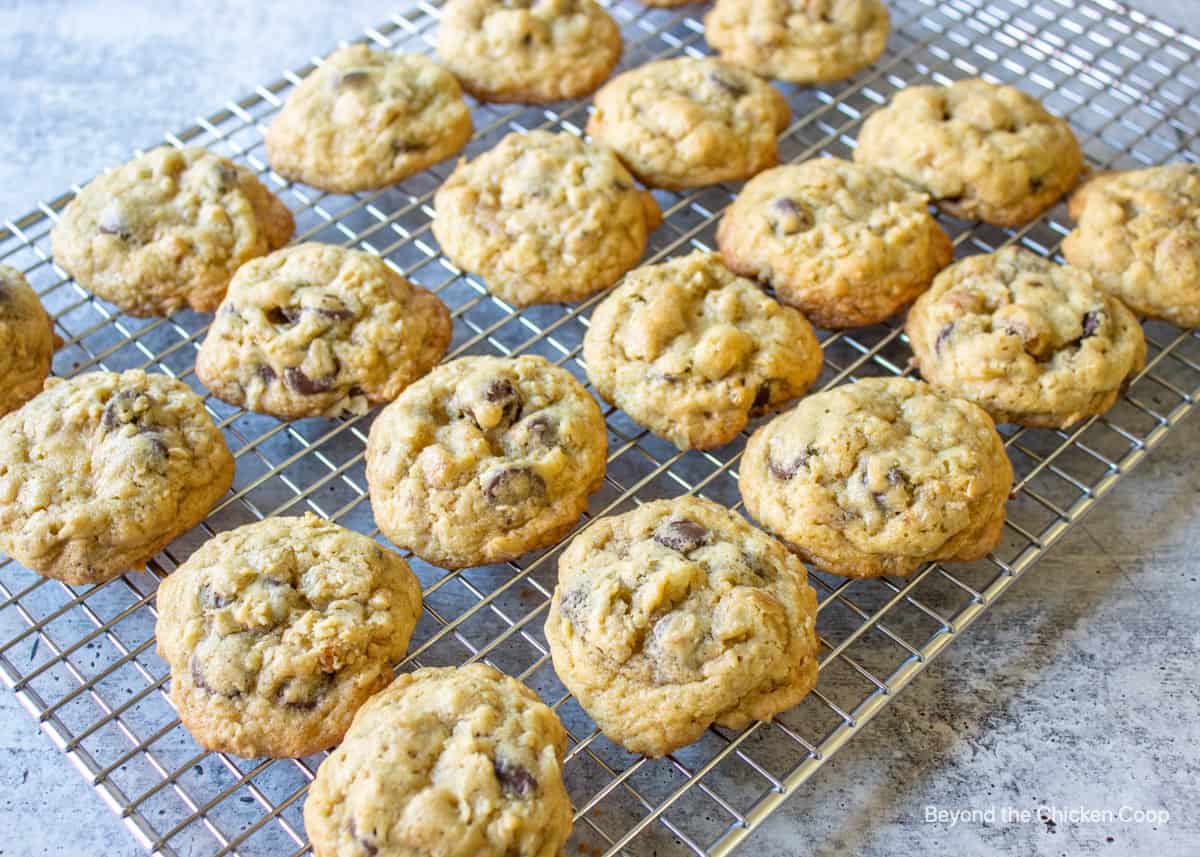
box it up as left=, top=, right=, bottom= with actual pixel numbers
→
left=0, top=0, right=1197, bottom=854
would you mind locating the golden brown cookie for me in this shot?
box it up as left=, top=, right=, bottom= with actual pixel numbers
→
left=0, top=266, right=56, bottom=416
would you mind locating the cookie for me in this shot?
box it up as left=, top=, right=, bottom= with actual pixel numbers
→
left=0, top=266, right=57, bottom=417
left=155, top=513, right=421, bottom=759
left=583, top=251, right=821, bottom=449
left=432, top=130, right=661, bottom=306
left=265, top=45, right=473, bottom=193
left=705, top=0, right=889, bottom=84
left=906, top=247, right=1146, bottom=428
left=436, top=0, right=622, bottom=103
left=853, top=78, right=1083, bottom=226
left=586, top=57, right=791, bottom=190
left=740, top=377, right=1012, bottom=578
left=0, top=370, right=234, bottom=585
left=545, top=496, right=819, bottom=757
left=50, top=147, right=294, bottom=317
left=195, top=243, right=451, bottom=419
left=304, top=664, right=572, bottom=857
left=365, top=355, right=607, bottom=569
left=716, top=158, right=954, bottom=328
left=1062, top=163, right=1200, bottom=328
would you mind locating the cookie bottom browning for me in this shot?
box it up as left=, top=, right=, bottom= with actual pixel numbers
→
left=304, top=664, right=572, bottom=857
left=740, top=377, right=1013, bottom=579
left=545, top=496, right=820, bottom=757
left=156, top=514, right=422, bottom=759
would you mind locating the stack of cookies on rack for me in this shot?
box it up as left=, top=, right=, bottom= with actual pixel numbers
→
left=0, top=1, right=1197, bottom=854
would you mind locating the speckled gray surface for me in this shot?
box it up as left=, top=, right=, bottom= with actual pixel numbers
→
left=0, top=2, right=1196, bottom=856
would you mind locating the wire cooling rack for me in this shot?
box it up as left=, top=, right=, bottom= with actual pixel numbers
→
left=1, top=0, right=1198, bottom=854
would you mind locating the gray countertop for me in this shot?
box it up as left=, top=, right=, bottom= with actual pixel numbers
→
left=1, top=2, right=1196, bottom=856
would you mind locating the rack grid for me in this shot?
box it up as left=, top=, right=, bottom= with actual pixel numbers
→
left=1, top=0, right=1197, bottom=854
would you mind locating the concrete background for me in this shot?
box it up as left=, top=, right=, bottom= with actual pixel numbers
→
left=0, top=2, right=1196, bottom=856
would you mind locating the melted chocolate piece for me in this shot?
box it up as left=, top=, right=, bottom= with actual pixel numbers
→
left=482, top=466, right=546, bottom=506
left=348, top=819, right=379, bottom=856
left=257, top=364, right=277, bottom=384
left=284, top=366, right=335, bottom=396
left=653, top=519, right=708, bottom=553
left=770, top=197, right=814, bottom=235
left=493, top=757, right=537, bottom=798
left=768, top=444, right=816, bottom=480
left=479, top=378, right=523, bottom=431
left=265, top=306, right=301, bottom=326
left=707, top=71, right=747, bottom=97
left=392, top=139, right=430, bottom=154
left=934, top=323, right=954, bottom=354
left=525, top=414, right=558, bottom=448
left=100, top=389, right=140, bottom=430
left=198, top=584, right=233, bottom=610
left=190, top=656, right=216, bottom=695
left=1082, top=310, right=1102, bottom=338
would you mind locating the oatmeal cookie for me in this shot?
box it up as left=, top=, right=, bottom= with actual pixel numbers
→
left=854, top=78, right=1082, bottom=226
left=50, top=147, right=294, bottom=317
left=0, top=370, right=234, bottom=585
left=304, top=664, right=572, bottom=857
left=906, top=247, right=1146, bottom=427
left=586, top=57, right=791, bottom=190
left=716, top=158, right=953, bottom=328
left=196, top=243, right=451, bottom=419
left=0, top=266, right=57, bottom=416
left=432, top=130, right=661, bottom=306
left=583, top=251, right=821, bottom=449
left=545, top=496, right=820, bottom=757
left=365, top=355, right=607, bottom=568
left=740, top=377, right=1013, bottom=578
left=437, top=0, right=622, bottom=103
left=705, top=0, right=890, bottom=84
left=156, top=513, right=422, bottom=758
left=1062, top=163, right=1200, bottom=328
left=265, top=45, right=473, bottom=193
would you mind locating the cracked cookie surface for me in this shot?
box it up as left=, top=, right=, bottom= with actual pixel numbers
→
left=705, top=0, right=889, bottom=84
left=432, top=130, right=661, bottom=306
left=854, top=78, right=1082, bottom=226
left=583, top=251, right=821, bottom=449
left=586, top=57, right=790, bottom=190
left=266, top=45, right=473, bottom=193
left=545, top=495, right=819, bottom=757
left=0, top=266, right=56, bottom=417
left=365, top=355, right=607, bottom=569
left=196, top=243, right=451, bottom=419
left=437, top=0, right=622, bottom=103
left=0, top=370, right=234, bottom=585
left=304, top=664, right=571, bottom=857
left=156, top=513, right=422, bottom=759
left=716, top=158, right=953, bottom=328
left=51, top=147, right=294, bottom=317
left=1063, top=163, right=1200, bottom=328
left=740, top=377, right=1013, bottom=578
left=906, top=247, right=1146, bottom=427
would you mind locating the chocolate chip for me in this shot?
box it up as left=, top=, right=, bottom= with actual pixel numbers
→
left=338, top=69, right=371, bottom=88
left=482, top=466, right=545, bottom=506
left=313, top=303, right=354, bottom=321
left=190, top=656, right=215, bottom=694
left=198, top=584, right=232, bottom=610
left=392, top=139, right=430, bottom=154
left=707, top=72, right=747, bottom=97
left=284, top=366, right=335, bottom=396
left=525, top=415, right=558, bottom=448
left=257, top=364, right=277, bottom=384
left=277, top=675, right=331, bottom=710
left=265, top=306, right=301, bottom=326
left=348, top=819, right=379, bottom=856
left=1030, top=175, right=1044, bottom=191
left=770, top=197, right=814, bottom=235
left=520, top=32, right=533, bottom=47
left=886, top=466, right=904, bottom=486
left=935, top=323, right=954, bottom=354
left=769, top=444, right=816, bottom=480
left=213, top=163, right=238, bottom=194
left=493, top=757, right=537, bottom=798
left=1082, top=310, right=1102, bottom=338
left=100, top=389, right=138, bottom=430
left=97, top=206, right=131, bottom=240
left=482, top=378, right=523, bottom=430
left=653, top=519, right=708, bottom=553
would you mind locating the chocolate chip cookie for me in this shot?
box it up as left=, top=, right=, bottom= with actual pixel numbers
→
left=195, top=243, right=451, bottom=419
left=50, top=147, right=294, bottom=317
left=0, top=266, right=57, bottom=417
left=716, top=157, right=954, bottom=328
left=1062, top=163, right=1200, bottom=328
left=740, top=377, right=1013, bottom=578
left=0, top=370, right=234, bottom=585
left=365, top=355, right=607, bottom=569
left=906, top=248, right=1146, bottom=427
left=265, top=45, right=473, bottom=193
left=583, top=251, right=821, bottom=449
left=305, top=664, right=572, bottom=857
left=586, top=57, right=791, bottom=190
left=705, top=0, right=890, bottom=84
left=545, top=496, right=819, bottom=757
left=437, top=0, right=622, bottom=103
left=432, top=130, right=661, bottom=306
left=854, top=78, right=1082, bottom=226
left=156, top=513, right=422, bottom=759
